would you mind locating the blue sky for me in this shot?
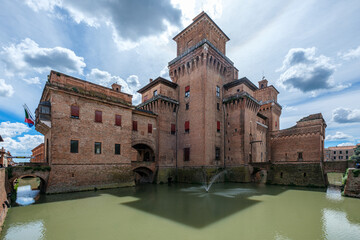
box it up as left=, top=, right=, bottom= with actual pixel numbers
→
left=0, top=0, right=360, bottom=159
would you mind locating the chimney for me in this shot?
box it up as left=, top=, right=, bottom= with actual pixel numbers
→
left=149, top=78, right=153, bottom=83
left=111, top=83, right=121, bottom=92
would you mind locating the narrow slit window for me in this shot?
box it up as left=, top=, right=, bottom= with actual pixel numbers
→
left=184, top=148, right=190, bottom=161
left=171, top=124, right=176, bottom=135
left=185, top=121, right=190, bottom=133
left=95, top=142, right=101, bottom=154
left=185, top=86, right=190, bottom=98
left=133, top=121, right=138, bottom=131
left=70, top=140, right=78, bottom=153
left=95, top=110, right=102, bottom=123
left=148, top=123, right=152, bottom=134
left=115, top=144, right=121, bottom=155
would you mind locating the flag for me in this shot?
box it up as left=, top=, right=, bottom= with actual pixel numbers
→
left=24, top=105, right=35, bottom=127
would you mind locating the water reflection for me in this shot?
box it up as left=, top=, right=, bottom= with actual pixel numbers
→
left=325, top=187, right=343, bottom=202
left=322, top=209, right=360, bottom=240
left=16, top=185, right=40, bottom=206
left=2, top=220, right=45, bottom=240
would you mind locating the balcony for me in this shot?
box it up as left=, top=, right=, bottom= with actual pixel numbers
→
left=35, top=101, right=51, bottom=135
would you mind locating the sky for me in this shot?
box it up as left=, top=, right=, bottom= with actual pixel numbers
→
left=0, top=0, right=359, bottom=159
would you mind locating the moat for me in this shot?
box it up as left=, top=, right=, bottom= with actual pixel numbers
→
left=1, top=183, right=360, bottom=240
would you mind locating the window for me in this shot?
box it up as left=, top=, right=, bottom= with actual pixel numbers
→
left=40, top=105, right=50, bottom=114
left=275, top=121, right=277, bottom=128
left=333, top=156, right=336, bottom=160
left=185, top=86, right=190, bottom=98
left=115, top=114, right=122, bottom=126
left=185, top=121, right=190, bottom=133
left=148, top=123, right=152, bottom=134
left=217, top=121, right=220, bottom=132
left=216, top=86, right=220, bottom=97
left=346, top=156, right=349, bottom=160
left=71, top=105, right=79, bottom=118
left=184, top=148, right=190, bottom=161
left=171, top=124, right=176, bottom=135
left=70, top=140, right=78, bottom=153
left=153, top=90, right=158, bottom=96
left=298, top=152, right=303, bottom=161
left=215, top=147, right=220, bottom=160
left=339, top=151, right=342, bottom=154
left=333, top=151, right=336, bottom=154
left=346, top=150, right=348, bottom=154
left=95, top=142, right=101, bottom=154
left=133, top=121, right=138, bottom=131
left=115, top=144, right=121, bottom=155
left=186, top=103, right=189, bottom=110
left=217, top=103, right=220, bottom=110
left=95, top=110, right=102, bottom=123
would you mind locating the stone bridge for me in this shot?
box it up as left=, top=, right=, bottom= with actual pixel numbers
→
left=7, top=164, right=51, bottom=193
left=323, top=161, right=355, bottom=174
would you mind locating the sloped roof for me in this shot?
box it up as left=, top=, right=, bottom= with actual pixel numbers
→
left=223, top=77, right=258, bottom=91
left=298, top=113, right=323, bottom=122
left=137, top=77, right=177, bottom=94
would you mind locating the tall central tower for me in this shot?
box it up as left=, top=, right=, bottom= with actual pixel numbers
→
left=168, top=12, right=238, bottom=167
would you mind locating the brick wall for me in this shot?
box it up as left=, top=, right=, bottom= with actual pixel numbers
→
left=344, top=169, right=360, bottom=198
left=0, top=168, right=8, bottom=232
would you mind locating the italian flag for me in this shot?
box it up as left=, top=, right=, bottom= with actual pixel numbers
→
left=24, top=106, right=34, bottom=127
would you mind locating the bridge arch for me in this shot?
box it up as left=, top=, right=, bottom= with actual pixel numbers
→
left=133, top=167, right=154, bottom=184
left=11, top=174, right=47, bottom=193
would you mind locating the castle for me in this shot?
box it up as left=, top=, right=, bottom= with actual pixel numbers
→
left=35, top=12, right=327, bottom=193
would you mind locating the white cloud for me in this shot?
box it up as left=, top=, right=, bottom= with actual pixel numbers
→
left=1, top=38, right=86, bottom=76
left=337, top=142, right=355, bottom=147
left=86, top=68, right=142, bottom=105
left=282, top=105, right=297, bottom=112
left=0, top=134, right=44, bottom=156
left=24, top=0, right=182, bottom=51
left=325, top=131, right=353, bottom=141
left=332, top=108, right=360, bottom=123
left=276, top=47, right=345, bottom=94
left=23, top=77, right=41, bottom=85
left=341, top=45, right=360, bottom=60
left=0, top=79, right=14, bottom=97
left=0, top=122, right=30, bottom=138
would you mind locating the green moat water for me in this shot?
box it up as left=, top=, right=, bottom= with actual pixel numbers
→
left=1, top=183, right=360, bottom=240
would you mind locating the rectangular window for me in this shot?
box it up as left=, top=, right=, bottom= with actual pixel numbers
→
left=185, top=86, right=190, bottom=98
left=70, top=140, right=78, bottom=153
left=171, top=124, right=176, bottom=135
left=216, top=86, right=220, bottom=97
left=333, top=156, right=336, bottom=160
left=346, top=150, right=348, bottom=154
left=215, top=147, right=220, bottom=160
left=71, top=105, right=79, bottom=118
left=184, top=148, right=190, bottom=161
left=95, top=142, right=101, bottom=154
left=217, top=102, right=220, bottom=110
left=339, top=151, right=342, bottom=154
left=148, top=123, right=152, bottom=134
left=133, top=121, right=138, bottom=131
left=115, top=144, right=121, bottom=155
left=153, top=90, right=158, bottom=96
left=217, top=121, right=220, bottom=132
left=115, top=114, right=122, bottom=126
left=185, top=103, right=189, bottom=110
left=298, top=152, right=303, bottom=161
left=95, top=110, right=102, bottom=123
left=346, top=156, right=348, bottom=160
left=333, top=151, right=336, bottom=154
left=185, top=121, right=190, bottom=133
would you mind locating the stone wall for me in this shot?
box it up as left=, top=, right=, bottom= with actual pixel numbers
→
left=266, top=163, right=326, bottom=187
left=343, top=168, right=360, bottom=198
left=323, top=161, right=355, bottom=173
left=47, top=164, right=134, bottom=194
left=0, top=168, right=8, bottom=232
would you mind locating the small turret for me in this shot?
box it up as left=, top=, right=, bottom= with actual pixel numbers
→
left=111, top=83, right=121, bottom=92
left=258, top=77, right=268, bottom=89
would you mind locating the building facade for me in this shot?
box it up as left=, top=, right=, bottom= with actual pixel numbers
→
left=325, top=144, right=359, bottom=161
left=36, top=12, right=327, bottom=193
left=31, top=143, right=45, bottom=163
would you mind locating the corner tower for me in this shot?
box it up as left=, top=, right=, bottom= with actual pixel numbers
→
left=168, top=12, right=238, bottom=167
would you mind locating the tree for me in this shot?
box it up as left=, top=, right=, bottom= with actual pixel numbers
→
left=350, top=145, right=360, bottom=161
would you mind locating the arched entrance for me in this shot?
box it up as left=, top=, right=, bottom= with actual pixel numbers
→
left=12, top=175, right=47, bottom=193
left=132, top=144, right=155, bottom=162
left=133, top=167, right=154, bottom=184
